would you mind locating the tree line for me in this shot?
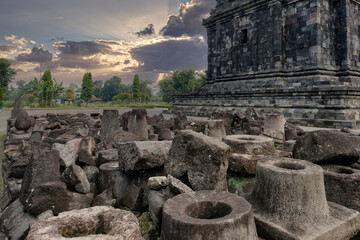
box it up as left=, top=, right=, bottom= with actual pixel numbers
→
left=0, top=57, right=206, bottom=107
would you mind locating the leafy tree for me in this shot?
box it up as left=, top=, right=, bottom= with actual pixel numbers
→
left=140, top=93, right=150, bottom=104
left=64, top=87, right=76, bottom=104
left=140, top=80, right=153, bottom=97
left=4, top=85, right=18, bottom=101
left=0, top=58, right=16, bottom=106
left=158, top=78, right=174, bottom=103
left=102, top=76, right=131, bottom=102
left=24, top=77, right=41, bottom=95
left=39, top=70, right=54, bottom=107
left=132, top=74, right=141, bottom=102
left=16, top=80, right=26, bottom=90
left=26, top=94, right=37, bottom=108
left=112, top=92, right=132, bottom=104
left=80, top=72, right=94, bottom=105
left=93, top=80, right=103, bottom=98
left=158, top=69, right=206, bottom=103
left=51, top=80, right=64, bottom=106
left=70, top=83, right=79, bottom=91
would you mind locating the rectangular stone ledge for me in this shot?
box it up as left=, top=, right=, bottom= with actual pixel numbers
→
left=254, top=201, right=360, bottom=240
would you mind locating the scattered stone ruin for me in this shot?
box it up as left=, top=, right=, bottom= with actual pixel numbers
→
left=2, top=107, right=360, bottom=239
left=170, top=0, right=360, bottom=129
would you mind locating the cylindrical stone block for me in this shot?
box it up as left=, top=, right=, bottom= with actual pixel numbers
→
left=100, top=110, right=119, bottom=140
left=128, top=108, right=148, bottom=140
left=251, top=158, right=329, bottom=222
left=322, top=165, right=360, bottom=212
left=98, top=162, right=130, bottom=206
left=160, top=190, right=258, bottom=240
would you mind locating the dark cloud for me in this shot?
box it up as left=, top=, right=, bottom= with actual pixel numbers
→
left=160, top=0, right=216, bottom=37
left=53, top=41, right=114, bottom=69
left=124, top=60, right=130, bottom=64
left=0, top=45, right=21, bottom=52
left=16, top=46, right=52, bottom=63
left=130, top=38, right=207, bottom=72
left=50, top=36, right=64, bottom=42
left=135, top=24, right=155, bottom=37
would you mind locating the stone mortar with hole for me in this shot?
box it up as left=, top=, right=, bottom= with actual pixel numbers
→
left=160, top=190, right=258, bottom=240
left=248, top=157, right=360, bottom=240
left=322, top=165, right=360, bottom=212
left=26, top=206, right=144, bottom=240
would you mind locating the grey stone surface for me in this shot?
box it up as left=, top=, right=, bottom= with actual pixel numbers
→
left=98, top=162, right=130, bottom=207
left=97, top=148, right=119, bottom=166
left=161, top=190, right=258, bottom=240
left=100, top=110, right=120, bottom=140
left=147, top=176, right=169, bottom=190
left=118, top=141, right=172, bottom=172
left=82, top=165, right=99, bottom=183
left=169, top=0, right=360, bottom=129
left=103, top=129, right=141, bottom=149
left=27, top=207, right=144, bottom=240
left=67, top=191, right=93, bottom=211
left=148, top=187, right=174, bottom=231
left=166, top=130, right=230, bottom=191
left=14, top=111, right=31, bottom=131
left=249, top=157, right=360, bottom=240
left=61, top=164, right=91, bottom=194
left=322, top=165, right=360, bottom=212
left=52, top=138, right=82, bottom=167
left=92, top=189, right=116, bottom=207
left=16, top=144, right=72, bottom=215
left=167, top=175, right=193, bottom=195
left=0, top=199, right=36, bottom=240
left=293, top=130, right=360, bottom=165
left=77, top=137, right=96, bottom=165
left=224, top=135, right=275, bottom=155
left=127, top=108, right=148, bottom=140
left=206, top=120, right=226, bottom=140
left=157, top=128, right=173, bottom=141
left=229, top=154, right=266, bottom=175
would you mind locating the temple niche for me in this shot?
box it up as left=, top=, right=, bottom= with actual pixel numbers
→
left=170, top=0, right=360, bottom=128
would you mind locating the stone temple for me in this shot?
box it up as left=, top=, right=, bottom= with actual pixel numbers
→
left=170, top=0, right=360, bottom=128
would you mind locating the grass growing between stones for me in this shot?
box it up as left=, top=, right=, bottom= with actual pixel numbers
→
left=137, top=212, right=152, bottom=240
left=227, top=172, right=256, bottom=196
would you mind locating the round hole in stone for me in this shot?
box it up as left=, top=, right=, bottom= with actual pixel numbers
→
left=274, top=162, right=306, bottom=171
left=335, top=168, right=354, bottom=175
left=60, top=216, right=111, bottom=238
left=185, top=201, right=232, bottom=219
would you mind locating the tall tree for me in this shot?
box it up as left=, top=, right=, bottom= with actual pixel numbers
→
left=51, top=80, right=64, bottom=107
left=158, top=69, right=206, bottom=103
left=0, top=58, right=16, bottom=106
left=80, top=72, right=94, bottom=105
left=64, top=87, right=75, bottom=104
left=93, top=80, right=103, bottom=98
left=140, top=80, right=153, bottom=97
left=132, top=74, right=141, bottom=102
left=39, top=70, right=53, bottom=107
left=102, top=76, right=131, bottom=102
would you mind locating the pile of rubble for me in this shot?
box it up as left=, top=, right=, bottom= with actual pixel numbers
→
left=1, top=107, right=360, bottom=240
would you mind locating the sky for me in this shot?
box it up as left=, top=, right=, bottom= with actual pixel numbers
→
left=0, top=0, right=216, bottom=86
